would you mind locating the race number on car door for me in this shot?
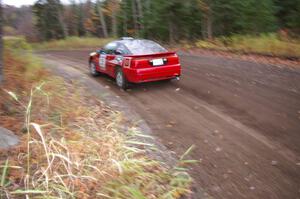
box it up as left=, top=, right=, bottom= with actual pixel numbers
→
left=99, top=54, right=107, bottom=70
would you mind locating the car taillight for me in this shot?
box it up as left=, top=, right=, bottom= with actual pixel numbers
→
left=123, top=58, right=132, bottom=68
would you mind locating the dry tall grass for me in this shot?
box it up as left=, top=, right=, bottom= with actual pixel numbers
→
left=0, top=37, right=195, bottom=199
left=196, top=33, right=300, bottom=58
left=32, top=37, right=114, bottom=50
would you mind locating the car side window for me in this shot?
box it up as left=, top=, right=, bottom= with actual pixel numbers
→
left=104, top=42, right=118, bottom=54
left=115, top=44, right=130, bottom=55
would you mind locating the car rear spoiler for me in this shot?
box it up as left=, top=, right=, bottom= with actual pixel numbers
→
left=126, top=51, right=177, bottom=58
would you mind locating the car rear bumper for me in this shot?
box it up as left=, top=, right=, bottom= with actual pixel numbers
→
left=124, top=64, right=181, bottom=83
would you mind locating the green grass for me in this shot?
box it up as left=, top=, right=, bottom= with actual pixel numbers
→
left=195, top=33, right=300, bottom=58
left=4, top=36, right=32, bottom=50
left=32, top=36, right=115, bottom=50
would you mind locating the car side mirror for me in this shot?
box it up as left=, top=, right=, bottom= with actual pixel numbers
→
left=97, top=49, right=105, bottom=54
left=114, top=49, right=123, bottom=55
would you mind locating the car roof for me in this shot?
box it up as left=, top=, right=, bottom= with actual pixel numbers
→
left=106, top=38, right=167, bottom=55
left=115, top=38, right=151, bottom=45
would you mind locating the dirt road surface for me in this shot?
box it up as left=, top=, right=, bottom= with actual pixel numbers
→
left=40, top=50, right=300, bottom=199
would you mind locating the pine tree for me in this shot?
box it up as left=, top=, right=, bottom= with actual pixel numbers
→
left=33, top=0, right=66, bottom=40
left=210, top=0, right=277, bottom=36
left=274, top=0, right=300, bottom=34
left=31, top=0, right=298, bottom=41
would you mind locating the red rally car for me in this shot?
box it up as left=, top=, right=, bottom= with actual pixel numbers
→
left=88, top=37, right=181, bottom=89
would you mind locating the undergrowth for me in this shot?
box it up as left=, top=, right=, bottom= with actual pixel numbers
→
left=195, top=33, right=300, bottom=58
left=32, top=36, right=114, bottom=50
left=0, top=38, right=195, bottom=198
left=28, top=33, right=300, bottom=59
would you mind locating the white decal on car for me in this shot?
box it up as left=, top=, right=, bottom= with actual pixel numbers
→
left=89, top=52, right=96, bottom=56
left=99, top=54, right=107, bottom=69
left=110, top=56, right=123, bottom=65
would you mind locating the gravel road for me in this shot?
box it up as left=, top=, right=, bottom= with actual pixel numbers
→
left=40, top=50, right=300, bottom=199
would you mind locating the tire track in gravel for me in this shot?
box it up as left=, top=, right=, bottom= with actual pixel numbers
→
left=40, top=50, right=300, bottom=199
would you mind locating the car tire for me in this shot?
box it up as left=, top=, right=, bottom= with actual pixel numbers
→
left=89, top=62, right=99, bottom=76
left=115, top=67, right=128, bottom=90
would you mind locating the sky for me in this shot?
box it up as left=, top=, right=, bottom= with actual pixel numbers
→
left=3, top=0, right=70, bottom=7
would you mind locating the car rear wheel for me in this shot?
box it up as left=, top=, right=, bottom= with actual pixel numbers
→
left=116, top=68, right=128, bottom=89
left=89, top=62, right=99, bottom=76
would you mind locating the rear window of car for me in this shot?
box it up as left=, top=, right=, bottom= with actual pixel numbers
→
left=122, top=40, right=167, bottom=55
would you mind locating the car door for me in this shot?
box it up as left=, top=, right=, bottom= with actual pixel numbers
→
left=106, top=54, right=116, bottom=76
left=103, top=42, right=118, bottom=76
left=98, top=50, right=107, bottom=72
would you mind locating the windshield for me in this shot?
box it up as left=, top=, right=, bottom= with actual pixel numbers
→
left=122, top=40, right=167, bottom=55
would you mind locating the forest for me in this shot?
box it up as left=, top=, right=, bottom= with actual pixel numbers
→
left=1, top=1, right=300, bottom=199
left=2, top=0, right=300, bottom=43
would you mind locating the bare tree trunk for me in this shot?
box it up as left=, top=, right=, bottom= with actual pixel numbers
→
left=131, top=0, right=139, bottom=36
left=58, top=10, right=68, bottom=38
left=97, top=0, right=108, bottom=38
left=207, top=6, right=213, bottom=40
left=123, top=8, right=127, bottom=36
left=110, top=0, right=119, bottom=38
left=112, top=11, right=117, bottom=38
left=201, top=15, right=207, bottom=39
left=198, top=0, right=213, bottom=39
left=144, top=0, right=151, bottom=37
left=136, top=0, right=144, bottom=31
left=169, top=20, right=175, bottom=44
left=0, top=0, right=3, bottom=83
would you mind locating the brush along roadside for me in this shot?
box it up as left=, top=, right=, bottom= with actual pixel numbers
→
left=0, top=38, right=197, bottom=198
left=32, top=36, right=114, bottom=51
left=0, top=78, right=196, bottom=199
left=195, top=34, right=300, bottom=60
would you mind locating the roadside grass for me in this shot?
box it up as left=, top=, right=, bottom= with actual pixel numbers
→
left=30, top=34, right=300, bottom=59
left=195, top=33, right=300, bottom=58
left=0, top=37, right=195, bottom=198
left=32, top=36, right=114, bottom=50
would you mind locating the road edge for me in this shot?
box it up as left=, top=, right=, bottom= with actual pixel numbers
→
left=41, top=55, right=179, bottom=164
